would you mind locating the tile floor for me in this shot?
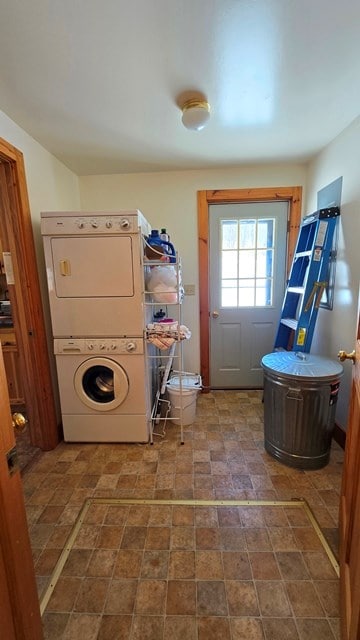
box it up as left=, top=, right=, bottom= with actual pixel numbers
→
left=17, top=420, right=41, bottom=471
left=21, top=390, right=343, bottom=639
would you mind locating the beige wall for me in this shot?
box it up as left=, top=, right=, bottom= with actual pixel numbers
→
left=305, top=116, right=360, bottom=429
left=0, top=110, right=81, bottom=417
left=80, top=164, right=307, bottom=374
left=0, top=109, right=80, bottom=284
left=0, top=111, right=80, bottom=211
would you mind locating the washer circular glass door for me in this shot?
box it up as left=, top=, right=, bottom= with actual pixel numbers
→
left=74, top=357, right=129, bottom=412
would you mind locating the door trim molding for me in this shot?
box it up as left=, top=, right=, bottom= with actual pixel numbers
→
left=198, top=187, right=303, bottom=390
left=0, top=136, right=60, bottom=449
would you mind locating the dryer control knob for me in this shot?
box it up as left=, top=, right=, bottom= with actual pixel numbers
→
left=77, top=220, right=85, bottom=229
left=99, top=342, right=106, bottom=350
left=87, top=342, right=94, bottom=350
left=110, top=342, right=117, bottom=350
left=105, top=220, right=113, bottom=229
left=126, top=342, right=136, bottom=352
left=120, top=218, right=130, bottom=229
left=91, top=220, right=99, bottom=228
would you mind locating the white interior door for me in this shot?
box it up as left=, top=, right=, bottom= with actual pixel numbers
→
left=209, top=202, right=288, bottom=387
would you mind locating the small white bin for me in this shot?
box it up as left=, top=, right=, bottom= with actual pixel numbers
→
left=166, top=373, right=202, bottom=425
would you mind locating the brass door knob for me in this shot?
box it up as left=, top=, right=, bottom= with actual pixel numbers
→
left=338, top=349, right=356, bottom=364
left=12, top=412, right=27, bottom=432
left=211, top=310, right=219, bottom=318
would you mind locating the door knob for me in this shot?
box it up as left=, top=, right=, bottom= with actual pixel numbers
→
left=338, top=349, right=356, bottom=364
left=211, top=310, right=219, bottom=318
left=12, top=412, right=27, bottom=432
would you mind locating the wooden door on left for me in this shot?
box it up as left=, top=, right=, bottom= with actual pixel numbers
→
left=0, top=343, right=43, bottom=639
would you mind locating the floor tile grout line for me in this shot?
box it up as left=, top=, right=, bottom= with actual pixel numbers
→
left=39, top=496, right=339, bottom=620
left=39, top=498, right=92, bottom=616
left=301, top=499, right=340, bottom=577
left=90, top=497, right=308, bottom=507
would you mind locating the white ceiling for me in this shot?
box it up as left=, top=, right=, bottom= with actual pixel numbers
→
left=1, top=0, right=360, bottom=176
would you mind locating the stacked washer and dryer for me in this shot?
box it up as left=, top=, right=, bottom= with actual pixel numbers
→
left=41, top=210, right=153, bottom=443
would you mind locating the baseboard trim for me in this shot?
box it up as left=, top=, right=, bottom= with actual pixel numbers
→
left=333, top=422, right=346, bottom=450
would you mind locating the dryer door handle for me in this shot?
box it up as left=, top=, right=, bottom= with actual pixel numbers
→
left=59, top=259, right=71, bottom=276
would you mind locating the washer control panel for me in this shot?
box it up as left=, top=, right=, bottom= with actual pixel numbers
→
left=54, top=338, right=144, bottom=355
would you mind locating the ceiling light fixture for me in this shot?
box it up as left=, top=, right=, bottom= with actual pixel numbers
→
left=181, top=99, right=211, bottom=131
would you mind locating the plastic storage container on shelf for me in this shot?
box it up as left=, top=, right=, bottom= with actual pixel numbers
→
left=261, top=351, right=343, bottom=470
left=166, top=373, right=202, bottom=425
left=145, top=229, right=176, bottom=263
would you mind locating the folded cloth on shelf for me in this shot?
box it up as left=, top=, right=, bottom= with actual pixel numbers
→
left=146, top=323, right=192, bottom=350
left=147, top=320, right=179, bottom=332
left=147, top=335, right=176, bottom=350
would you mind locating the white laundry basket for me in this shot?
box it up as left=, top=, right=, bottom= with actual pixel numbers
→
left=166, top=372, right=202, bottom=425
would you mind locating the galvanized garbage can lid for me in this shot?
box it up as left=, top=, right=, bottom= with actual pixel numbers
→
left=261, top=351, right=343, bottom=380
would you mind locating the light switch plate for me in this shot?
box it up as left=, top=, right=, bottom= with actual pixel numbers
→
left=184, top=284, right=195, bottom=295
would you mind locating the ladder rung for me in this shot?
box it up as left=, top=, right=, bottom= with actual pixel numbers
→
left=280, top=318, right=298, bottom=330
left=287, top=287, right=305, bottom=294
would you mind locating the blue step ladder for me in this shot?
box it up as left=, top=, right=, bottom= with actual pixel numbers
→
left=274, top=206, right=340, bottom=353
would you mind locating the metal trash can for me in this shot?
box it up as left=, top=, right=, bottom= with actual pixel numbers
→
left=261, top=351, right=343, bottom=470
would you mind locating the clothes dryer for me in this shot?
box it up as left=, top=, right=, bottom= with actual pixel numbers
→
left=54, top=337, right=150, bottom=442
left=41, top=210, right=150, bottom=337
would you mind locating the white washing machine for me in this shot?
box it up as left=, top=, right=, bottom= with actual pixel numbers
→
left=41, top=210, right=151, bottom=337
left=54, top=337, right=150, bottom=442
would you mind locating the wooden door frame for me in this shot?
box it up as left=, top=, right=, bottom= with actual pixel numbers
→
left=0, top=136, right=59, bottom=449
left=197, top=186, right=303, bottom=390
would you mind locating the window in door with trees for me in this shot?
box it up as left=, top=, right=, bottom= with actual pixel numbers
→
left=221, top=217, right=275, bottom=308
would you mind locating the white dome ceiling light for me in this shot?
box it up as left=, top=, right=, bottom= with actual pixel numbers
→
left=181, top=99, right=211, bottom=131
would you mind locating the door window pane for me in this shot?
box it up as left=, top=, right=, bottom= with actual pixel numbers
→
left=222, top=251, right=238, bottom=279
left=238, top=279, right=255, bottom=306
left=239, top=220, right=256, bottom=248
left=255, top=278, right=273, bottom=306
left=222, top=220, right=238, bottom=249
left=256, top=249, right=273, bottom=278
left=239, top=250, right=255, bottom=278
left=258, top=219, right=274, bottom=248
left=221, top=280, right=238, bottom=307
left=221, top=217, right=276, bottom=308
